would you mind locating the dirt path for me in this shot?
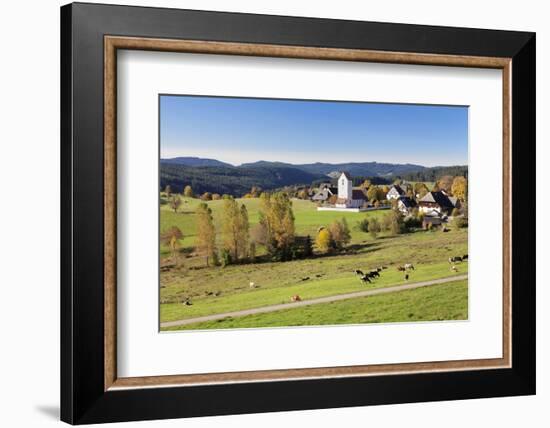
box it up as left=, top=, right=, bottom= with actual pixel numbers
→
left=160, top=274, right=468, bottom=329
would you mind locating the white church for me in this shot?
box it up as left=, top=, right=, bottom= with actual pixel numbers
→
left=316, top=172, right=367, bottom=212
left=335, top=172, right=367, bottom=208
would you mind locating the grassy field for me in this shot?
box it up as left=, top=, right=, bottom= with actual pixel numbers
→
left=164, top=279, right=468, bottom=330
left=160, top=195, right=468, bottom=329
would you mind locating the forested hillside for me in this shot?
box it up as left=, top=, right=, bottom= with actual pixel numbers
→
left=397, top=165, right=468, bottom=182
left=160, top=164, right=326, bottom=196
left=241, top=161, right=427, bottom=177
left=160, top=157, right=467, bottom=196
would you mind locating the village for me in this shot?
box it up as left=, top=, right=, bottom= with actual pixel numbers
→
left=310, top=171, right=465, bottom=230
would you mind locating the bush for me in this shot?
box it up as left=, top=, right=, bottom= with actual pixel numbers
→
left=358, top=218, right=369, bottom=233
left=211, top=252, right=220, bottom=266
left=328, top=218, right=351, bottom=250
left=404, top=215, right=422, bottom=230
left=383, top=210, right=405, bottom=235
left=368, top=217, right=381, bottom=238
left=452, top=216, right=468, bottom=229
left=315, top=228, right=332, bottom=253
left=220, top=249, right=232, bottom=267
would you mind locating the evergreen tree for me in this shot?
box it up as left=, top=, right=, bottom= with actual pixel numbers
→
left=303, top=235, right=313, bottom=258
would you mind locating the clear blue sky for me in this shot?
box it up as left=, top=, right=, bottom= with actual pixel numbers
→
left=160, top=95, right=468, bottom=167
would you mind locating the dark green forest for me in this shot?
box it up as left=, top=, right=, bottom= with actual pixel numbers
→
left=160, top=158, right=468, bottom=196
left=160, top=164, right=325, bottom=196
left=396, top=165, right=468, bottom=182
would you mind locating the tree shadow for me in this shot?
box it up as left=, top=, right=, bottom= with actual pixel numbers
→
left=237, top=240, right=383, bottom=266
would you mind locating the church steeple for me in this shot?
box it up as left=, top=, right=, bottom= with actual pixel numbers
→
left=338, top=171, right=352, bottom=200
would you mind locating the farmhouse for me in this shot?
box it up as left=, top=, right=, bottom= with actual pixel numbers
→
left=418, top=191, right=459, bottom=217
left=386, top=184, right=406, bottom=200
left=396, top=196, right=417, bottom=215
left=311, top=183, right=337, bottom=202
left=334, top=172, right=367, bottom=208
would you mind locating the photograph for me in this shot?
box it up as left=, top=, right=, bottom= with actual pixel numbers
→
left=158, top=95, right=469, bottom=331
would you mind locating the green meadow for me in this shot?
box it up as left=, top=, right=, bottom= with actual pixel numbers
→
left=160, top=196, right=468, bottom=330
left=164, top=279, right=468, bottom=331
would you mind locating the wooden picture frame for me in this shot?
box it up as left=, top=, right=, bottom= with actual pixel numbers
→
left=61, top=2, right=535, bottom=424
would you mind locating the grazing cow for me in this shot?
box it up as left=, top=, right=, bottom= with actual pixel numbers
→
left=355, top=269, right=365, bottom=276
left=301, top=277, right=310, bottom=281
left=359, top=275, right=371, bottom=284
left=291, top=295, right=302, bottom=302
left=462, top=254, right=468, bottom=260
left=249, top=282, right=255, bottom=288
left=448, top=256, right=463, bottom=263
left=404, top=263, right=415, bottom=271
left=369, top=270, right=380, bottom=278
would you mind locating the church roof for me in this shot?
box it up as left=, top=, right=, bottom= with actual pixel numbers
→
left=352, top=189, right=367, bottom=200
left=340, top=171, right=352, bottom=180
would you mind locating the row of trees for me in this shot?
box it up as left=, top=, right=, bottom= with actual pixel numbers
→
left=162, top=191, right=301, bottom=267
left=357, top=209, right=425, bottom=238
left=165, top=184, right=234, bottom=205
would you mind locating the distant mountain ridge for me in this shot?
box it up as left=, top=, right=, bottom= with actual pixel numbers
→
left=160, top=157, right=466, bottom=196
left=240, top=161, right=427, bottom=177
left=161, top=157, right=233, bottom=168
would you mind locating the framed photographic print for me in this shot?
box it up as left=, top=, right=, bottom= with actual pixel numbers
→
left=61, top=2, right=536, bottom=424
